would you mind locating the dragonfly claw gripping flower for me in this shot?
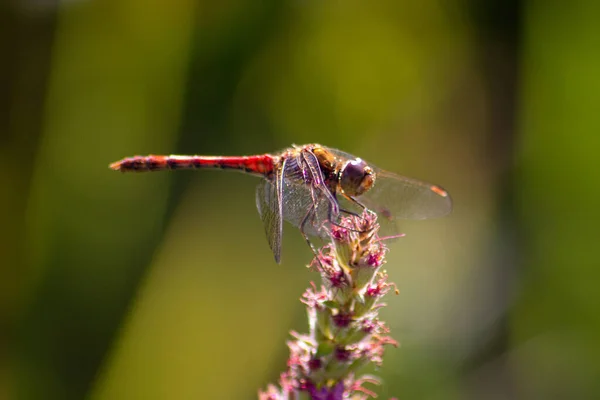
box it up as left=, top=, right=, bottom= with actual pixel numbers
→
left=260, top=210, right=399, bottom=400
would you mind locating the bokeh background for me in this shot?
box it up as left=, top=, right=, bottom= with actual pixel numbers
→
left=2, top=0, right=599, bottom=399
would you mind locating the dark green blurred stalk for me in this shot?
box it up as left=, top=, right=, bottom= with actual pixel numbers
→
left=513, top=1, right=600, bottom=397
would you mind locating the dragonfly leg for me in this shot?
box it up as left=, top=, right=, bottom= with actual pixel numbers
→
left=339, top=208, right=361, bottom=218
left=299, top=206, right=321, bottom=262
left=340, top=194, right=377, bottom=232
left=302, top=183, right=333, bottom=266
left=342, top=193, right=367, bottom=210
left=328, top=218, right=362, bottom=234
left=328, top=207, right=362, bottom=233
left=324, top=194, right=362, bottom=233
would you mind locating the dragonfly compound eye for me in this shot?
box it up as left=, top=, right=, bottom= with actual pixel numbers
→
left=340, top=158, right=376, bottom=196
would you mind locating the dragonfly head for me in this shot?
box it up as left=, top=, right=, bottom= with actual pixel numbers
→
left=339, top=158, right=376, bottom=197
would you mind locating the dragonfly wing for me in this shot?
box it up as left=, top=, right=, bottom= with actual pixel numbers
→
left=279, top=183, right=332, bottom=239
left=255, top=166, right=284, bottom=263
left=357, top=169, right=452, bottom=221
left=257, top=153, right=335, bottom=248
left=323, top=146, right=452, bottom=218
left=279, top=152, right=334, bottom=238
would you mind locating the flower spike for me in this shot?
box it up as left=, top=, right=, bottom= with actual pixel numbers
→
left=260, top=210, right=400, bottom=399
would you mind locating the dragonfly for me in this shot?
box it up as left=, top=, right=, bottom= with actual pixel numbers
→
left=110, top=144, right=452, bottom=263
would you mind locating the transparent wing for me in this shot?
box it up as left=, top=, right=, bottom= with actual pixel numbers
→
left=280, top=153, right=334, bottom=238
left=323, top=146, right=452, bottom=220
left=357, top=168, right=452, bottom=220
left=255, top=152, right=337, bottom=260
left=255, top=166, right=283, bottom=263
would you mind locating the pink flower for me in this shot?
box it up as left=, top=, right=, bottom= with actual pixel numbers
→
left=260, top=211, right=400, bottom=400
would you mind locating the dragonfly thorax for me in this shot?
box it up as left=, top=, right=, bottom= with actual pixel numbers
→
left=338, top=158, right=376, bottom=197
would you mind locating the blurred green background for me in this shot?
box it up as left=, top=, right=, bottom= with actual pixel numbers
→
left=2, top=0, right=599, bottom=399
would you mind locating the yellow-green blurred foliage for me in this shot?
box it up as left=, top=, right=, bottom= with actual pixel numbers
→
left=1, top=0, right=599, bottom=399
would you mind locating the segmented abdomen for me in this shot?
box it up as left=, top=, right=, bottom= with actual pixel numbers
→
left=109, top=154, right=275, bottom=177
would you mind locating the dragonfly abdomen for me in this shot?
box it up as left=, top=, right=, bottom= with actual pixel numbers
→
left=110, top=154, right=275, bottom=177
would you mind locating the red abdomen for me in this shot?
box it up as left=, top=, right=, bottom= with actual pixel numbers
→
left=110, top=154, right=275, bottom=177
